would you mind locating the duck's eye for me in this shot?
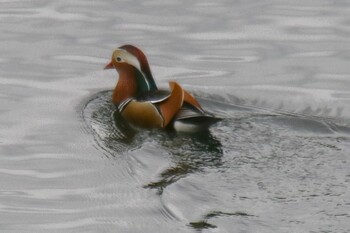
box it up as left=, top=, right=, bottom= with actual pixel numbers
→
left=116, top=57, right=122, bottom=62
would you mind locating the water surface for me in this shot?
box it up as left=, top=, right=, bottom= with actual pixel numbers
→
left=1, top=0, right=350, bottom=232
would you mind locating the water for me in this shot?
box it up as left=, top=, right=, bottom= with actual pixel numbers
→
left=1, top=0, right=350, bottom=232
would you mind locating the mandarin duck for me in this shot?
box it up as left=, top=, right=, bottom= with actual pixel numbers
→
left=104, top=45, right=221, bottom=132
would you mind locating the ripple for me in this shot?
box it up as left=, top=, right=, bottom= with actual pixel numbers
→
left=289, top=50, right=336, bottom=58
left=186, top=55, right=260, bottom=63
left=185, top=29, right=338, bottom=41
left=51, top=55, right=107, bottom=64
left=0, top=7, right=88, bottom=21
left=36, top=218, right=100, bottom=230
left=83, top=90, right=350, bottom=203
left=115, top=23, right=184, bottom=32
left=0, top=168, right=92, bottom=179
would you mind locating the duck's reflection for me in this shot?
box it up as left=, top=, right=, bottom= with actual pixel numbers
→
left=145, top=130, right=223, bottom=194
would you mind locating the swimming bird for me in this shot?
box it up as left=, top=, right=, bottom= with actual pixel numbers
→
left=104, top=45, right=221, bottom=132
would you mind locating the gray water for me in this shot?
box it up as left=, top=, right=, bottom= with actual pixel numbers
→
left=1, top=0, right=350, bottom=232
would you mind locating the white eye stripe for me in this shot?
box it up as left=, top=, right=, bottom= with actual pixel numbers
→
left=113, top=49, right=141, bottom=71
left=124, top=53, right=142, bottom=71
left=113, top=49, right=150, bottom=90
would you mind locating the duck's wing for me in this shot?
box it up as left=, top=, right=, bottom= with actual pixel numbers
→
left=118, top=81, right=218, bottom=130
left=183, top=89, right=204, bottom=112
left=157, top=82, right=184, bottom=127
left=117, top=89, right=171, bottom=115
left=136, top=82, right=203, bottom=108
left=172, top=104, right=222, bottom=132
left=126, top=82, right=184, bottom=128
left=136, top=90, right=171, bottom=103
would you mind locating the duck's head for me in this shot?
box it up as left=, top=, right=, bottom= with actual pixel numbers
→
left=105, top=45, right=157, bottom=92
